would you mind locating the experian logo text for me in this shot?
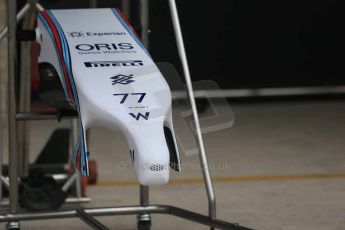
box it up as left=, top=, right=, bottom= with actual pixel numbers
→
left=67, top=31, right=126, bottom=38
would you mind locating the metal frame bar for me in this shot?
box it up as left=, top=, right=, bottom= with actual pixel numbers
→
left=0, top=197, right=91, bottom=206
left=167, top=0, right=217, bottom=225
left=138, top=185, right=151, bottom=223
left=16, top=112, right=77, bottom=121
left=172, top=86, right=345, bottom=99
left=7, top=0, right=19, bottom=219
left=140, top=0, right=150, bottom=47
left=17, top=4, right=36, bottom=178
left=76, top=209, right=108, bottom=230
left=138, top=1, right=152, bottom=225
left=0, top=204, right=253, bottom=230
left=0, top=101, right=3, bottom=203
left=0, top=3, right=31, bottom=40
left=1, top=0, right=87, bottom=212
left=70, top=119, right=83, bottom=197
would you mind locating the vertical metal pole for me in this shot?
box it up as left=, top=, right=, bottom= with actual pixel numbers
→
left=138, top=2, right=151, bottom=224
left=138, top=185, right=151, bottom=225
left=140, top=186, right=149, bottom=206
left=167, top=0, right=217, bottom=226
left=71, top=119, right=82, bottom=197
left=122, top=0, right=130, bottom=19
left=140, top=0, right=150, bottom=47
left=0, top=112, right=3, bottom=203
left=17, top=6, right=35, bottom=178
left=7, top=0, right=19, bottom=221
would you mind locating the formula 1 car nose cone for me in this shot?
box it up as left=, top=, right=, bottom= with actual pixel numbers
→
left=37, top=8, right=181, bottom=185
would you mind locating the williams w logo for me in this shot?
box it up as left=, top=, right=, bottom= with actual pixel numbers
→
left=110, top=74, right=134, bottom=85
left=129, top=112, right=150, bottom=121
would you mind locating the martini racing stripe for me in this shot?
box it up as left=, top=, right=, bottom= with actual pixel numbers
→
left=38, top=10, right=90, bottom=176
left=38, top=11, right=75, bottom=106
left=111, top=8, right=151, bottom=57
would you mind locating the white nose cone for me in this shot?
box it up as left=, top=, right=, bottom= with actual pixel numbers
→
left=37, top=8, right=181, bottom=185
left=128, top=124, right=170, bottom=185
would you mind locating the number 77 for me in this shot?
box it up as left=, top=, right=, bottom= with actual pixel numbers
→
left=113, top=93, right=146, bottom=104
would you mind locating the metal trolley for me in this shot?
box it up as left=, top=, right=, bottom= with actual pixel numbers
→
left=0, top=1, right=253, bottom=229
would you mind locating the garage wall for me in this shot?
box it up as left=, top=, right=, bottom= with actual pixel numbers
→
left=149, top=0, right=345, bottom=89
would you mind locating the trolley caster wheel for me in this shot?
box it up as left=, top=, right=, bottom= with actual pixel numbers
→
left=6, top=221, right=20, bottom=230
left=137, top=220, right=151, bottom=230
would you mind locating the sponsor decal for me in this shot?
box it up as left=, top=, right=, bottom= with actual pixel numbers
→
left=84, top=60, right=143, bottom=68
left=110, top=74, right=135, bottom=85
left=129, top=112, right=150, bottom=121
left=76, top=43, right=135, bottom=55
left=113, top=93, right=146, bottom=103
left=76, top=43, right=133, bottom=51
left=67, top=31, right=126, bottom=38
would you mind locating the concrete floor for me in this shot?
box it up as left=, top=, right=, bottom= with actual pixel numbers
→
left=0, top=100, right=344, bottom=230
left=0, top=3, right=345, bottom=230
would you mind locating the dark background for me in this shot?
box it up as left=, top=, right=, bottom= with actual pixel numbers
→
left=35, top=0, right=345, bottom=89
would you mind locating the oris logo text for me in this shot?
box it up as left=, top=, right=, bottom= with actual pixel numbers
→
left=76, top=43, right=133, bottom=51
left=75, top=43, right=135, bottom=55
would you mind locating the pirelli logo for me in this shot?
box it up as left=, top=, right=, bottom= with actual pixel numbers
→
left=84, top=60, right=143, bottom=68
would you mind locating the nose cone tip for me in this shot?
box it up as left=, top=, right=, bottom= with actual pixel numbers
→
left=136, top=164, right=170, bottom=185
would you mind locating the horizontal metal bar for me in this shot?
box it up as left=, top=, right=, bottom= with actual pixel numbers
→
left=13, top=87, right=345, bottom=120
left=76, top=209, right=108, bottom=230
left=64, top=197, right=91, bottom=204
left=16, top=112, right=77, bottom=121
left=0, top=197, right=91, bottom=207
left=0, top=205, right=163, bottom=222
left=0, top=3, right=31, bottom=40
left=172, top=86, right=345, bottom=99
left=168, top=206, right=253, bottom=230
left=0, top=205, right=253, bottom=230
